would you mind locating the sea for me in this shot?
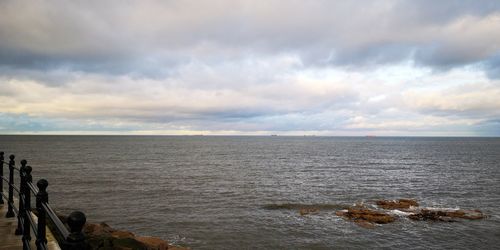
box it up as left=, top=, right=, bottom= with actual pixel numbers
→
left=1, top=135, right=499, bottom=249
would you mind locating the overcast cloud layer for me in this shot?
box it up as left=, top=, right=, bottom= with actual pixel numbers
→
left=0, top=0, right=499, bottom=135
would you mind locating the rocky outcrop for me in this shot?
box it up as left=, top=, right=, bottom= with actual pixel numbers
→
left=335, top=199, right=485, bottom=228
left=84, top=222, right=189, bottom=250
left=376, top=199, right=419, bottom=210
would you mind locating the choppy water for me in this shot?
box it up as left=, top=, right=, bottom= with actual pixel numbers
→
left=1, top=136, right=500, bottom=249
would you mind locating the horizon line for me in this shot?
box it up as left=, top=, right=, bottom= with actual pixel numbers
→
left=0, top=134, right=498, bottom=138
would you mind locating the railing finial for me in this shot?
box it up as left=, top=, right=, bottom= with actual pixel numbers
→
left=66, top=211, right=87, bottom=250
left=68, top=211, right=86, bottom=233
left=37, top=178, right=49, bottom=193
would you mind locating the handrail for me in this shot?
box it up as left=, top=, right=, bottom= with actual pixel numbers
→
left=10, top=182, right=21, bottom=194
left=26, top=211, right=39, bottom=238
left=1, top=160, right=20, bottom=171
left=11, top=202, right=19, bottom=215
left=28, top=181, right=39, bottom=195
left=0, top=151, right=87, bottom=250
left=43, top=203, right=70, bottom=239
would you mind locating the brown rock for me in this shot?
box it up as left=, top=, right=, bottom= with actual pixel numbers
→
left=136, top=236, right=169, bottom=250
left=335, top=210, right=346, bottom=217
left=84, top=222, right=114, bottom=237
left=376, top=199, right=419, bottom=210
left=111, top=230, right=135, bottom=239
left=336, top=207, right=396, bottom=228
left=446, top=209, right=485, bottom=220
left=345, top=207, right=396, bottom=224
left=83, top=222, right=192, bottom=250
left=299, top=208, right=319, bottom=216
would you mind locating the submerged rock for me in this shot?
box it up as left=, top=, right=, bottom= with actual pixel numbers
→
left=262, top=203, right=347, bottom=216
left=376, top=199, right=419, bottom=210
left=263, top=203, right=345, bottom=211
left=299, top=208, right=319, bottom=216
left=355, top=220, right=376, bottom=229
left=408, top=209, right=485, bottom=221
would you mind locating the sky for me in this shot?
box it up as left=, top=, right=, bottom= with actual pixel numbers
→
left=0, top=0, right=499, bottom=136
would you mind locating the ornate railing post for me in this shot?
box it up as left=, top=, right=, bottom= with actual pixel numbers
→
left=23, top=165, right=33, bottom=249
left=36, top=179, right=48, bottom=249
left=0, top=151, right=4, bottom=205
left=15, top=159, right=28, bottom=235
left=6, top=154, right=15, bottom=218
left=65, top=211, right=87, bottom=250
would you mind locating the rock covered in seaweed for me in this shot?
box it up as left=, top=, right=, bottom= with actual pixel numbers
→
left=408, top=209, right=485, bottom=221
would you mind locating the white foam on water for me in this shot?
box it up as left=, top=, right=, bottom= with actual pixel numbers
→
left=389, top=209, right=414, bottom=216
left=423, top=207, right=461, bottom=211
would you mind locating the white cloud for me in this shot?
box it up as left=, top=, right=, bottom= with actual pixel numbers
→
left=404, top=83, right=500, bottom=116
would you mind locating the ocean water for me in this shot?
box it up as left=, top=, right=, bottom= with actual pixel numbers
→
left=1, top=135, right=500, bottom=249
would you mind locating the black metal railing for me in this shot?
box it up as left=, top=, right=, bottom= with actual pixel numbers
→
left=0, top=151, right=86, bottom=250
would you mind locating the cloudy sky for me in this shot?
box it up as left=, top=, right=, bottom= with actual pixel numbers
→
left=0, top=0, right=499, bottom=136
